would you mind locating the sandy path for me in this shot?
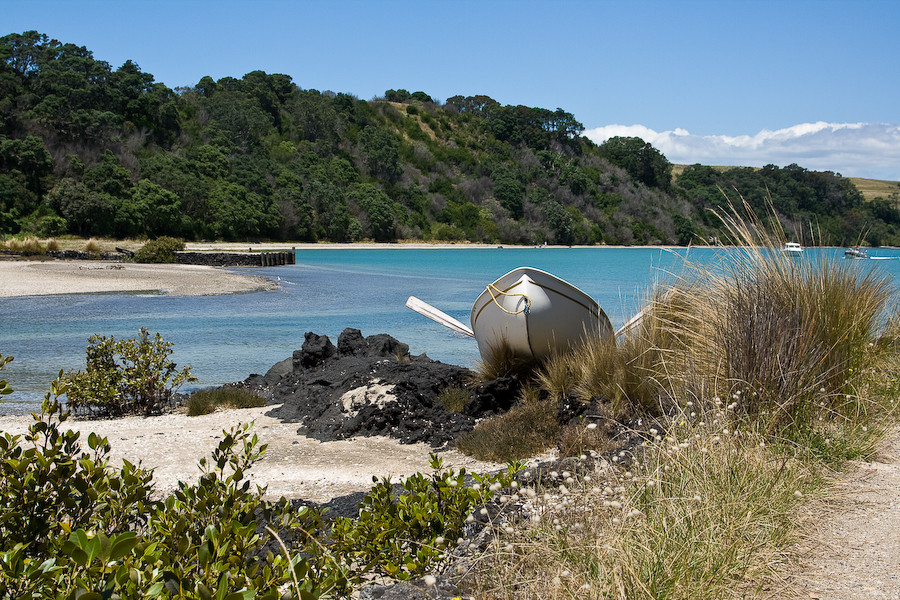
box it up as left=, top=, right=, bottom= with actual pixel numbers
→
left=789, top=429, right=900, bottom=599
left=0, top=405, right=503, bottom=504
left=0, top=261, right=276, bottom=297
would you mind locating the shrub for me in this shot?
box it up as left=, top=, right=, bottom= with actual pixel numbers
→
left=186, top=387, right=266, bottom=416
left=0, top=357, right=520, bottom=598
left=329, top=454, right=518, bottom=580
left=64, top=328, right=197, bottom=416
left=133, top=236, right=185, bottom=263
left=0, top=378, right=341, bottom=598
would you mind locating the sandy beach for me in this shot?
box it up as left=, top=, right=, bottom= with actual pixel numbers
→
left=0, top=260, right=277, bottom=297
left=0, top=405, right=504, bottom=503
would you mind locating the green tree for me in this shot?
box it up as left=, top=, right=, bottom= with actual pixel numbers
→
left=599, top=136, right=672, bottom=191
left=361, top=126, right=401, bottom=182
left=349, top=183, right=396, bottom=241
left=207, top=181, right=281, bottom=240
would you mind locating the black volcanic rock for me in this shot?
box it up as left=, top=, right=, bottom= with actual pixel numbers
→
left=243, top=329, right=518, bottom=448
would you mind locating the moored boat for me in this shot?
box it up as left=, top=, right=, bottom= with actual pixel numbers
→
left=844, top=246, right=869, bottom=259
left=470, top=267, right=613, bottom=362
left=783, top=242, right=803, bottom=256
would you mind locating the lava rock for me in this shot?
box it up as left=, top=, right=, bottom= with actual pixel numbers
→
left=246, top=329, right=520, bottom=448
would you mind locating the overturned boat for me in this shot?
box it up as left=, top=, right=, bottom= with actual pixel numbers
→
left=408, top=266, right=613, bottom=363
left=471, top=267, right=613, bottom=362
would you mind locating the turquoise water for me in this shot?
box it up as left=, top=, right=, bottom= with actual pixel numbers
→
left=2, top=247, right=899, bottom=413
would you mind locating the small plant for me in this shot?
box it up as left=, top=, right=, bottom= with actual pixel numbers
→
left=456, top=387, right=560, bottom=461
left=65, top=328, right=197, bottom=416
left=437, top=386, right=470, bottom=413
left=133, top=236, right=185, bottom=263
left=186, top=386, right=266, bottom=416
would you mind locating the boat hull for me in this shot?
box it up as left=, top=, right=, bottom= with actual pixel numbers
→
left=470, top=267, right=613, bottom=363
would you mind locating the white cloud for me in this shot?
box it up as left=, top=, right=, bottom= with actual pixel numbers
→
left=584, top=122, right=900, bottom=181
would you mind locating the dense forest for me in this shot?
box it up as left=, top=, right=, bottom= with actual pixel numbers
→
left=2, top=31, right=899, bottom=246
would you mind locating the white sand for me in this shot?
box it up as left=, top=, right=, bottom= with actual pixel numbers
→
left=0, top=260, right=277, bottom=297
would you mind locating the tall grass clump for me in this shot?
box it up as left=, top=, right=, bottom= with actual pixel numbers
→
left=686, top=202, right=894, bottom=433
left=532, top=200, right=895, bottom=438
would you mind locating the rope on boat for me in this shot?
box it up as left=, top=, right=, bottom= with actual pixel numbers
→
left=486, top=283, right=531, bottom=315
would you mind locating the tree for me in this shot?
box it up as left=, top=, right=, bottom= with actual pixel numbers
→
left=599, top=136, right=672, bottom=191
left=361, top=126, right=401, bottom=182
left=349, top=183, right=396, bottom=242
left=493, top=170, right=525, bottom=218
left=206, top=181, right=281, bottom=240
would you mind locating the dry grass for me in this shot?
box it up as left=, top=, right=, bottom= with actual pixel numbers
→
left=2, top=237, right=57, bottom=255
left=470, top=421, right=820, bottom=600
left=849, top=176, right=900, bottom=202
left=455, top=386, right=560, bottom=462
left=185, top=387, right=266, bottom=416
left=474, top=339, right=538, bottom=382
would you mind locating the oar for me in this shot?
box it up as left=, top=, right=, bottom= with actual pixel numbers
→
left=615, top=305, right=649, bottom=337
left=406, top=296, right=475, bottom=338
left=614, top=288, right=675, bottom=338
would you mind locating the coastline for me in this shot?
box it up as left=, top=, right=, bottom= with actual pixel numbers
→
left=0, top=260, right=278, bottom=298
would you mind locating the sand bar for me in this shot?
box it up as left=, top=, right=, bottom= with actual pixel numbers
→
left=0, top=260, right=277, bottom=298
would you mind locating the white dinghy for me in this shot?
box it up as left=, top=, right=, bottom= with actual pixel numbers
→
left=470, top=267, right=613, bottom=362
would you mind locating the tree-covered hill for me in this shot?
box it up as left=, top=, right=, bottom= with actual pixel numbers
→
left=2, top=31, right=899, bottom=246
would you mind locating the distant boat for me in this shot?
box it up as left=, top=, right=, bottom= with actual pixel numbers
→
left=844, top=246, right=869, bottom=259
left=470, top=267, right=613, bottom=362
left=783, top=242, right=803, bottom=256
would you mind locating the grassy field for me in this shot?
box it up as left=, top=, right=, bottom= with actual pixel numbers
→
left=850, top=176, right=900, bottom=201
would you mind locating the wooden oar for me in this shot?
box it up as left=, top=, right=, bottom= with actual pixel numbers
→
left=406, top=296, right=475, bottom=338
left=615, top=305, right=649, bottom=337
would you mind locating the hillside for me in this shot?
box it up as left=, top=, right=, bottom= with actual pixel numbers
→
left=2, top=30, right=900, bottom=246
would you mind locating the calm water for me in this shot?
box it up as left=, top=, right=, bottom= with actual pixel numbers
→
left=2, top=247, right=899, bottom=413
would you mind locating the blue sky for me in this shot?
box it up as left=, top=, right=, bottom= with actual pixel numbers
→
left=4, top=0, right=899, bottom=180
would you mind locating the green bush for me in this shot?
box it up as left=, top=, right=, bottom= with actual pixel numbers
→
left=0, top=382, right=341, bottom=598
left=64, top=328, right=197, bottom=416
left=330, top=454, right=518, bottom=580
left=133, top=236, right=185, bottom=263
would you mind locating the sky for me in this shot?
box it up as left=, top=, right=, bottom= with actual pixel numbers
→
left=4, top=0, right=899, bottom=180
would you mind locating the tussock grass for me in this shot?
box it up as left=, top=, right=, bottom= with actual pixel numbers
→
left=186, top=387, right=265, bottom=416
left=474, top=339, right=538, bottom=382
left=2, top=237, right=58, bottom=255
left=82, top=238, right=102, bottom=255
